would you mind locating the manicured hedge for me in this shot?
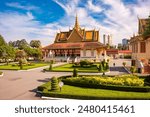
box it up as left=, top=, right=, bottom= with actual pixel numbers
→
left=63, top=75, right=144, bottom=87
left=42, top=89, right=150, bottom=100
left=37, top=82, right=51, bottom=91
left=62, top=79, right=150, bottom=92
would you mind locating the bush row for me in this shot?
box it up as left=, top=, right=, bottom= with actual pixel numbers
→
left=42, top=90, right=150, bottom=100
left=62, top=79, right=150, bottom=92
left=63, top=75, right=144, bottom=87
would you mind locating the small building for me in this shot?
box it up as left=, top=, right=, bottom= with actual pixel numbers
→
left=106, top=49, right=131, bottom=59
left=42, top=15, right=106, bottom=62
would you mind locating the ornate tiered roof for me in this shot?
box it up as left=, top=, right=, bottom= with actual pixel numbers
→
left=43, top=15, right=105, bottom=50
left=54, top=15, right=99, bottom=43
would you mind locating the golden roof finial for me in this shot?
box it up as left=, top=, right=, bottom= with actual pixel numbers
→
left=74, top=14, right=80, bottom=31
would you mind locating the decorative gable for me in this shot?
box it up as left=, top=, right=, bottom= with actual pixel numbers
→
left=67, top=29, right=83, bottom=42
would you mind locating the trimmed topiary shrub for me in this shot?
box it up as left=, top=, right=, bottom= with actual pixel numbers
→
left=105, top=62, right=109, bottom=70
left=130, top=66, right=136, bottom=73
left=122, top=62, right=126, bottom=67
left=73, top=68, right=78, bottom=77
left=49, top=63, right=52, bottom=71
left=97, top=63, right=103, bottom=72
left=51, top=77, right=59, bottom=91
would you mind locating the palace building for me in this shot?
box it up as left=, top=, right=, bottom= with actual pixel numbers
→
left=42, top=15, right=106, bottom=62
left=129, top=15, right=150, bottom=73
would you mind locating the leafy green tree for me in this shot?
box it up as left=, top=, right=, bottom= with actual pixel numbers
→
left=30, top=40, right=41, bottom=48
left=9, top=39, right=29, bottom=49
left=0, top=35, right=6, bottom=46
left=143, top=15, right=150, bottom=38
left=15, top=50, right=27, bottom=69
left=0, top=35, right=15, bottom=64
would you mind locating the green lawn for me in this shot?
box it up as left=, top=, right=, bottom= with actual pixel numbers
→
left=48, top=64, right=102, bottom=73
left=0, top=63, right=49, bottom=70
left=42, top=84, right=150, bottom=100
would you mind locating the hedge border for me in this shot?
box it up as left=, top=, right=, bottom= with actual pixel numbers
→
left=62, top=80, right=150, bottom=92
left=42, top=91, right=150, bottom=100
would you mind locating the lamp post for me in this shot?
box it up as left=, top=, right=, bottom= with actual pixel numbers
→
left=59, top=81, right=64, bottom=92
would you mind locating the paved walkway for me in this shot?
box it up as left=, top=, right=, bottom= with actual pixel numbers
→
left=0, top=60, right=129, bottom=100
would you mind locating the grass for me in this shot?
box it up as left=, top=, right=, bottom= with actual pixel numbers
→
left=0, top=62, right=49, bottom=70
left=46, top=64, right=106, bottom=73
left=42, top=84, right=150, bottom=99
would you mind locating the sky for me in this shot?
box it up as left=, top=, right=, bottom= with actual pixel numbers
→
left=0, top=0, right=150, bottom=46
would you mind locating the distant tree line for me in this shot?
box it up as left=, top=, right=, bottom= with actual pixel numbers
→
left=0, top=34, right=43, bottom=63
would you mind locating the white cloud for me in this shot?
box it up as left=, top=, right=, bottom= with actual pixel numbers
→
left=6, top=2, right=39, bottom=11
left=87, top=0, right=103, bottom=13
left=0, top=12, right=55, bottom=46
left=53, top=0, right=150, bottom=45
left=1, top=0, right=150, bottom=46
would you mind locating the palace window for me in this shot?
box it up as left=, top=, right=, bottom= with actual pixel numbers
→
left=140, top=42, right=146, bottom=53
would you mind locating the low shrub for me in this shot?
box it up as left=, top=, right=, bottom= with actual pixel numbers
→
left=144, top=75, right=150, bottom=86
left=80, top=60, right=91, bottom=67
left=63, top=75, right=144, bottom=87
left=37, top=82, right=51, bottom=91
left=11, top=64, right=17, bottom=67
left=62, top=76, right=149, bottom=92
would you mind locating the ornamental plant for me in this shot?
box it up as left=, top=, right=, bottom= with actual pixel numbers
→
left=98, top=63, right=103, bottom=72
left=73, top=68, right=78, bottom=77
left=49, top=63, right=52, bottom=71
left=122, top=62, right=126, bottom=67
left=105, top=62, right=109, bottom=70
left=130, top=66, right=136, bottom=74
left=51, top=77, right=59, bottom=91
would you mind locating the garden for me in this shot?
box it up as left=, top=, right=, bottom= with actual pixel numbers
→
left=37, top=74, right=150, bottom=100
left=45, top=59, right=109, bottom=73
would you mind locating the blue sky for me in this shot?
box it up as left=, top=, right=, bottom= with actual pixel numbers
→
left=0, top=0, right=150, bottom=46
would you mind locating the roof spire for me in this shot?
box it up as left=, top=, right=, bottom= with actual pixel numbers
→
left=74, top=14, right=80, bottom=31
